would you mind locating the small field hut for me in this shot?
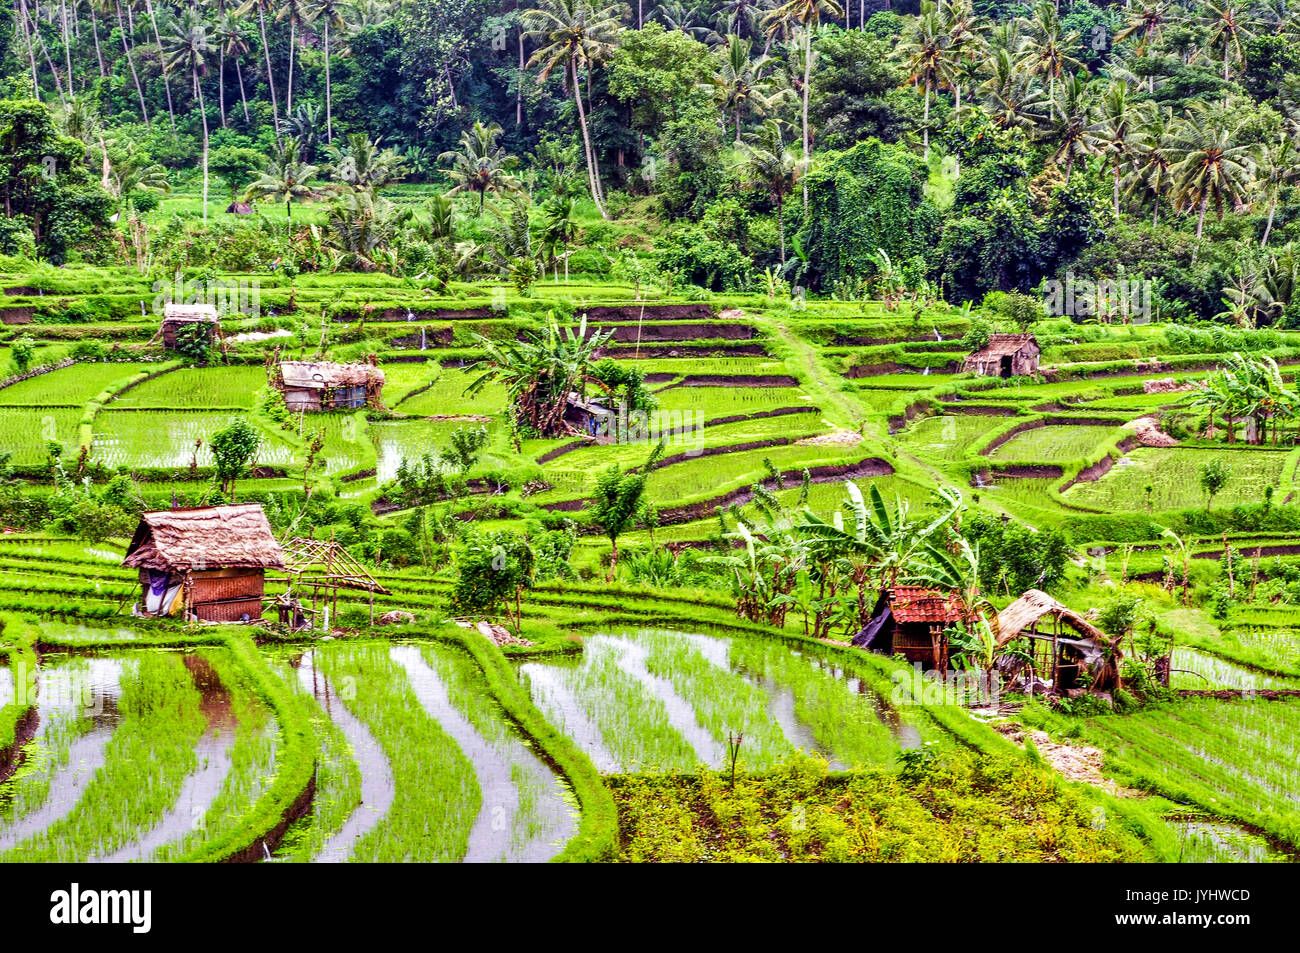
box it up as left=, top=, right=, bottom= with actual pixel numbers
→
left=275, top=359, right=385, bottom=412
left=160, top=303, right=220, bottom=350
left=563, top=392, right=613, bottom=437
left=963, top=333, right=1040, bottom=378
left=853, top=586, right=968, bottom=669
left=122, top=504, right=285, bottom=623
left=994, top=589, right=1120, bottom=692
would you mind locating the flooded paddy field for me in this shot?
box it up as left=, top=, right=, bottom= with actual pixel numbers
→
left=518, top=630, right=930, bottom=773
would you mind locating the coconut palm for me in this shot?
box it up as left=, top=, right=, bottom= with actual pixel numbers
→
left=708, top=34, right=778, bottom=142
left=1116, top=0, right=1176, bottom=51
left=323, top=187, right=413, bottom=271
left=1256, top=126, right=1299, bottom=246
left=234, top=0, right=282, bottom=135
left=1038, top=72, right=1097, bottom=181
left=163, top=10, right=216, bottom=221
left=243, top=139, right=323, bottom=218
left=981, top=46, right=1048, bottom=132
left=1199, top=0, right=1253, bottom=81
left=1124, top=104, right=1176, bottom=225
left=762, top=0, right=843, bottom=210
left=540, top=194, right=579, bottom=281
left=212, top=13, right=252, bottom=125
left=1169, top=104, right=1255, bottom=238
left=739, top=119, right=805, bottom=264
left=1020, top=0, right=1082, bottom=101
left=438, top=121, right=522, bottom=216
left=1093, top=80, right=1139, bottom=212
left=324, top=132, right=408, bottom=190
left=139, top=0, right=178, bottom=130
left=308, top=0, right=348, bottom=141
left=899, top=1, right=952, bottom=161
left=523, top=0, right=623, bottom=220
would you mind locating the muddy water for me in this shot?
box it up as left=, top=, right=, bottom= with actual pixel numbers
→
left=1169, top=816, right=1299, bottom=863
left=90, top=655, right=239, bottom=863
left=0, top=656, right=125, bottom=849
left=517, top=662, right=619, bottom=773
left=519, top=631, right=915, bottom=773
left=297, top=652, right=396, bottom=863
left=391, top=645, right=574, bottom=863
left=1171, top=648, right=1300, bottom=691
left=597, top=637, right=727, bottom=767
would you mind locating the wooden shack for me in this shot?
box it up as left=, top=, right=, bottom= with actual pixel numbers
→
left=122, top=504, right=285, bottom=623
left=853, top=586, right=968, bottom=670
left=994, top=589, right=1120, bottom=693
left=160, top=303, right=220, bottom=350
left=963, top=333, right=1040, bottom=378
left=563, top=392, right=613, bottom=438
left=275, top=359, right=385, bottom=412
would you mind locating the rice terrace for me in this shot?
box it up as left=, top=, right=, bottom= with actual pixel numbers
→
left=2, top=0, right=1300, bottom=880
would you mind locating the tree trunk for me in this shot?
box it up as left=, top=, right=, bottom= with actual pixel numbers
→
left=197, top=67, right=209, bottom=223
left=607, top=535, right=618, bottom=582
left=116, top=2, right=149, bottom=125
left=88, top=3, right=107, bottom=79
left=287, top=18, right=296, bottom=116
left=571, top=58, right=608, bottom=220
left=218, top=56, right=227, bottom=126
left=236, top=57, right=251, bottom=123
left=802, top=25, right=812, bottom=211
left=19, top=0, right=41, bottom=100
left=922, top=76, right=930, bottom=160
left=257, top=5, right=280, bottom=138
left=143, top=0, right=176, bottom=130
left=1263, top=198, right=1277, bottom=247
left=324, top=19, right=332, bottom=141
left=1196, top=192, right=1207, bottom=239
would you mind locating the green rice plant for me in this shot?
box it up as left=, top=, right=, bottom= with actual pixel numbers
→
left=0, top=363, right=154, bottom=407
left=1064, top=448, right=1289, bottom=512
left=0, top=407, right=83, bottom=464
left=397, top=368, right=506, bottom=416
left=990, top=425, right=1122, bottom=462
left=92, top=410, right=297, bottom=469
left=314, top=640, right=481, bottom=862
left=110, top=366, right=268, bottom=409
left=2, top=652, right=206, bottom=861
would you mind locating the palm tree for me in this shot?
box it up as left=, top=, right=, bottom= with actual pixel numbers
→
left=1170, top=104, right=1255, bottom=238
left=244, top=139, right=323, bottom=218
left=308, top=0, right=348, bottom=140
left=523, top=0, right=623, bottom=221
left=1021, top=0, right=1082, bottom=102
left=325, top=132, right=408, bottom=189
left=708, top=34, right=777, bottom=142
left=740, top=120, right=804, bottom=263
left=280, top=102, right=326, bottom=161
left=323, top=187, right=413, bottom=270
left=139, top=0, right=178, bottom=130
left=163, top=10, right=216, bottom=221
left=465, top=312, right=615, bottom=437
left=107, top=0, right=150, bottom=124
left=1124, top=104, right=1175, bottom=225
left=981, top=46, right=1047, bottom=132
left=900, top=1, right=953, bottom=161
left=1199, top=0, right=1253, bottom=81
left=234, top=0, right=282, bottom=136
left=213, top=14, right=250, bottom=124
left=277, top=0, right=315, bottom=116
left=438, top=121, right=522, bottom=216
left=1039, top=75, right=1098, bottom=182
left=1256, top=126, right=1299, bottom=246
left=762, top=0, right=843, bottom=210
left=1116, top=0, right=1175, bottom=52
left=1094, top=80, right=1138, bottom=211
left=540, top=194, right=579, bottom=281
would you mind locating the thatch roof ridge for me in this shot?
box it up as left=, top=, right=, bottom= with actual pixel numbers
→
left=278, top=360, right=386, bottom=389
left=995, top=588, right=1108, bottom=647
left=123, top=503, right=285, bottom=571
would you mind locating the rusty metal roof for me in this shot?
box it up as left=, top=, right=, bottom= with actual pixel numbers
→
left=888, top=586, right=965, bottom=624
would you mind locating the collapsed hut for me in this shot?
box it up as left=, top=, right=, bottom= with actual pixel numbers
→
left=853, top=586, right=969, bottom=670
left=122, top=504, right=285, bottom=623
left=274, top=358, right=385, bottom=412
left=157, top=303, right=220, bottom=350
left=273, top=537, right=389, bottom=630
left=994, top=589, right=1120, bottom=693
left=963, top=333, right=1040, bottom=378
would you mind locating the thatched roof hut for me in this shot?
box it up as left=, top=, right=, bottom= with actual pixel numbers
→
left=964, top=333, right=1040, bottom=378
left=275, top=360, right=386, bottom=412
left=123, top=504, right=284, bottom=623
left=159, top=303, right=220, bottom=350
left=995, top=589, right=1120, bottom=692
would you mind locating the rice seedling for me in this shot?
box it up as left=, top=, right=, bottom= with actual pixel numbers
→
left=313, top=640, right=480, bottom=862
left=109, top=367, right=268, bottom=409
left=1064, top=448, right=1289, bottom=512
left=92, top=411, right=297, bottom=469
left=989, top=425, right=1121, bottom=462
left=0, top=363, right=154, bottom=407
left=397, top=369, right=506, bottom=417
left=0, top=408, right=82, bottom=464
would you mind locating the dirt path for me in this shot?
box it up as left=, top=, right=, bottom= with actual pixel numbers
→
left=993, top=723, right=1139, bottom=796
left=758, top=317, right=877, bottom=435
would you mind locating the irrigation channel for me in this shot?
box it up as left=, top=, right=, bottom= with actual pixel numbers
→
left=516, top=630, right=926, bottom=774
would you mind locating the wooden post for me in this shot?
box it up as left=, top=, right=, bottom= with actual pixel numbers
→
left=1051, top=615, right=1060, bottom=692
